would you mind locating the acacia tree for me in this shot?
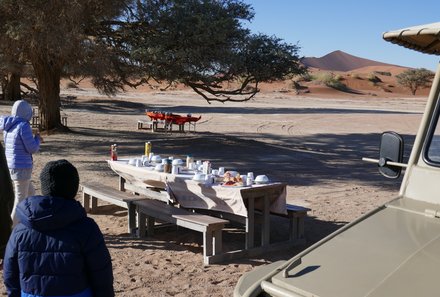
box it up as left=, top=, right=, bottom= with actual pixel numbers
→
left=0, top=0, right=129, bottom=130
left=0, top=0, right=306, bottom=130
left=118, top=0, right=306, bottom=102
left=396, top=68, right=434, bottom=95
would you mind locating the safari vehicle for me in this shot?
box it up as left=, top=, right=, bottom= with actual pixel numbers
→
left=234, top=22, right=440, bottom=297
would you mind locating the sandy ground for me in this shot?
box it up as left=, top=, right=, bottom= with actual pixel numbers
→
left=0, top=87, right=427, bottom=296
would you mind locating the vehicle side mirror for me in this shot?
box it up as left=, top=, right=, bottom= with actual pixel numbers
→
left=378, top=131, right=404, bottom=179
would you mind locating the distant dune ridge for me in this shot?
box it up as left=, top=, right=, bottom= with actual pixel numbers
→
left=301, top=50, right=403, bottom=72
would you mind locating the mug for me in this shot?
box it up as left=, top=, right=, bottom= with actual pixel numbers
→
left=218, top=167, right=225, bottom=176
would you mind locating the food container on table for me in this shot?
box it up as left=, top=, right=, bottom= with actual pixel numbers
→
left=255, top=175, right=270, bottom=184
left=151, top=155, right=161, bottom=163
left=193, top=173, right=206, bottom=182
left=172, top=159, right=183, bottom=166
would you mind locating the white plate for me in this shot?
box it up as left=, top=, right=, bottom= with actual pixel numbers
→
left=221, top=184, right=245, bottom=188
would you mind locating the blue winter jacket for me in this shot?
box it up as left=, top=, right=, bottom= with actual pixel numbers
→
left=3, top=195, right=114, bottom=297
left=0, top=100, right=40, bottom=170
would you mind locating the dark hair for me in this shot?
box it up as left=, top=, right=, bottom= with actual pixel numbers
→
left=40, top=159, right=80, bottom=199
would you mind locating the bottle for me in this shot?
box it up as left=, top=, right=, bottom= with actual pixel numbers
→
left=203, top=161, right=211, bottom=174
left=145, top=141, right=152, bottom=156
left=111, top=144, right=118, bottom=161
left=186, top=155, right=194, bottom=168
left=164, top=159, right=172, bottom=173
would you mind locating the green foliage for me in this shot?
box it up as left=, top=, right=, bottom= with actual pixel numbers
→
left=373, top=71, right=392, bottom=76
left=123, top=0, right=307, bottom=102
left=0, top=0, right=308, bottom=128
left=314, top=72, right=347, bottom=91
left=367, top=74, right=382, bottom=84
left=396, top=68, right=434, bottom=95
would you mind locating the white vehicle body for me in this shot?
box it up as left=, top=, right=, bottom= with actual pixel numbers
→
left=234, top=22, right=440, bottom=297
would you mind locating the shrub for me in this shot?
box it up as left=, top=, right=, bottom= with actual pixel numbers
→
left=293, top=72, right=313, bottom=82
left=314, top=72, right=348, bottom=91
left=367, top=74, right=382, bottom=83
left=373, top=71, right=392, bottom=76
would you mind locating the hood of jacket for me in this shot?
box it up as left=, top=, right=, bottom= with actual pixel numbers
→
left=0, top=116, right=26, bottom=132
left=16, top=195, right=87, bottom=231
left=11, top=100, right=33, bottom=121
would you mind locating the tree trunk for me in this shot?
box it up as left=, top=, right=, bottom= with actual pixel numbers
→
left=4, top=73, right=21, bottom=101
left=32, top=56, right=62, bottom=130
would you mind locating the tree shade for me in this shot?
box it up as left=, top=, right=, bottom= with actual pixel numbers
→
left=0, top=0, right=306, bottom=130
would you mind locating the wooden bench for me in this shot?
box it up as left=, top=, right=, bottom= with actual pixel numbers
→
left=137, top=119, right=171, bottom=132
left=137, top=120, right=157, bottom=131
left=81, top=182, right=148, bottom=234
left=277, top=204, right=310, bottom=242
left=31, top=115, right=67, bottom=128
left=134, top=199, right=229, bottom=265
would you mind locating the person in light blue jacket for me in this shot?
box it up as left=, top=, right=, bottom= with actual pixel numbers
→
left=0, top=100, right=41, bottom=226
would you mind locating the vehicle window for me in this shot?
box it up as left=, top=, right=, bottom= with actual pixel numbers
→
left=426, top=96, right=440, bottom=164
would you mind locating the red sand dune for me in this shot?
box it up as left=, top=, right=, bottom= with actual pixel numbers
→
left=61, top=50, right=430, bottom=98
left=302, top=50, right=402, bottom=72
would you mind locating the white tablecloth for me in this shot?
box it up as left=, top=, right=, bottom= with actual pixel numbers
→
left=108, top=159, right=286, bottom=217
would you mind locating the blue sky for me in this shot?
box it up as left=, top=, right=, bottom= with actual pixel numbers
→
left=243, top=1, right=440, bottom=70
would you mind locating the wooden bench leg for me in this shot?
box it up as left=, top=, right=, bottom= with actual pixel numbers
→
left=137, top=210, right=146, bottom=238
left=296, top=214, right=306, bottom=239
left=213, top=229, right=222, bottom=255
left=127, top=202, right=137, bottom=235
left=203, top=230, right=213, bottom=265
left=147, top=216, right=155, bottom=236
left=83, top=192, right=91, bottom=213
left=119, top=176, right=126, bottom=192
left=91, top=197, right=98, bottom=212
left=287, top=212, right=307, bottom=241
left=288, top=213, right=298, bottom=241
left=245, top=198, right=255, bottom=249
left=262, top=196, right=270, bottom=247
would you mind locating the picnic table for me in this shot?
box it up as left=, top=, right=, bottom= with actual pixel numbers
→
left=107, top=158, right=308, bottom=261
left=144, top=111, right=201, bottom=132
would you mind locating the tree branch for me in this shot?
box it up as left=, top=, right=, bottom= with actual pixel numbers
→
left=187, top=79, right=259, bottom=103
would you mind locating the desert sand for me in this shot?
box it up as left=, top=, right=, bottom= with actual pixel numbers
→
left=0, top=82, right=427, bottom=296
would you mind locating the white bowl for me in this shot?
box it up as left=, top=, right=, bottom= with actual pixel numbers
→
left=128, top=158, right=136, bottom=166
left=193, top=173, right=206, bottom=182
left=255, top=175, right=269, bottom=184
left=151, top=155, right=162, bottom=163
left=154, top=164, right=164, bottom=172
left=172, top=159, right=183, bottom=166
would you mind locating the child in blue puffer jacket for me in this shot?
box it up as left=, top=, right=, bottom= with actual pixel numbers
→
left=0, top=100, right=41, bottom=226
left=3, top=159, right=114, bottom=297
